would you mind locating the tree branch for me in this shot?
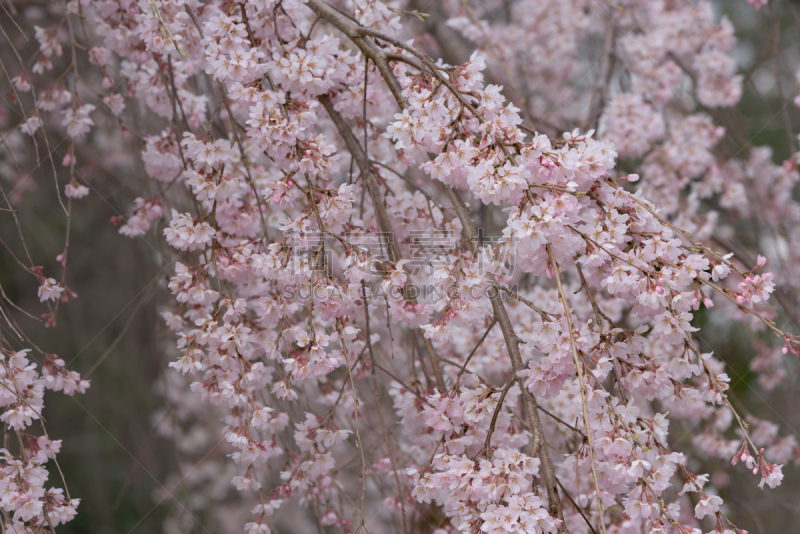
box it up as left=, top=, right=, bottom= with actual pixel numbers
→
left=319, top=94, right=447, bottom=392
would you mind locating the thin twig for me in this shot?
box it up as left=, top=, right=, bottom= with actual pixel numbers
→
left=547, top=244, right=606, bottom=534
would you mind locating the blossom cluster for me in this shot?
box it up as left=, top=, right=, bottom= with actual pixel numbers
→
left=2, top=0, right=800, bottom=533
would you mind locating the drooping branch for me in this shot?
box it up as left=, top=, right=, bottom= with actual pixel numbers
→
left=310, top=2, right=567, bottom=524
left=447, top=188, right=566, bottom=528
left=306, top=0, right=406, bottom=107
left=546, top=245, right=606, bottom=534
left=318, top=94, right=447, bottom=392
left=361, top=283, right=409, bottom=534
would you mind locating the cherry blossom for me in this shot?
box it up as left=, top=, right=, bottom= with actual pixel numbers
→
left=3, top=0, right=800, bottom=532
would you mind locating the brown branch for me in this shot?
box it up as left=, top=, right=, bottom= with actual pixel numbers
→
left=447, top=188, right=565, bottom=529
left=710, top=235, right=800, bottom=331
left=309, top=2, right=568, bottom=524
left=556, top=477, right=599, bottom=534
left=453, top=318, right=497, bottom=390
left=362, top=283, right=408, bottom=534
left=546, top=245, right=605, bottom=534
left=318, top=94, right=447, bottom=392
left=306, top=0, right=406, bottom=106
left=483, top=378, right=514, bottom=458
